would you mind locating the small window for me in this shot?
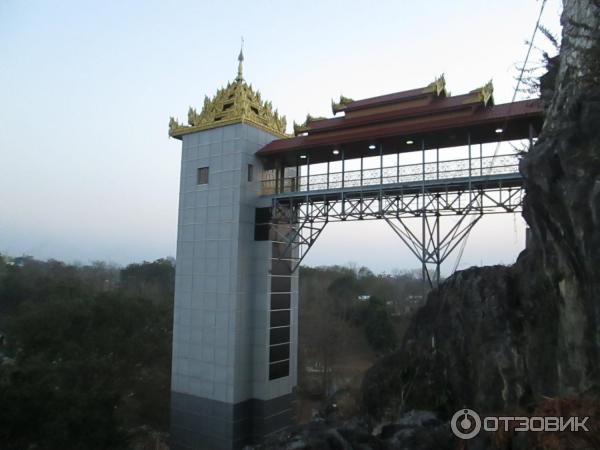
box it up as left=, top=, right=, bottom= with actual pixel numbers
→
left=197, top=167, right=209, bottom=185
left=247, top=164, right=254, bottom=182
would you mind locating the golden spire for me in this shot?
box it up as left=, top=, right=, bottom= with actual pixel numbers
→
left=168, top=38, right=288, bottom=139
left=236, top=37, right=244, bottom=82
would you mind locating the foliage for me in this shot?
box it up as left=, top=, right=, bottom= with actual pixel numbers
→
left=0, top=255, right=419, bottom=447
left=363, top=297, right=397, bottom=352
left=300, top=265, right=419, bottom=354
left=298, top=265, right=420, bottom=400
left=120, top=258, right=175, bottom=302
left=0, top=256, right=120, bottom=321
left=516, top=23, right=562, bottom=97
left=0, top=256, right=173, bottom=450
left=299, top=299, right=346, bottom=396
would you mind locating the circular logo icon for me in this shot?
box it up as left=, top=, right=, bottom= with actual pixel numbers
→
left=451, top=409, right=482, bottom=440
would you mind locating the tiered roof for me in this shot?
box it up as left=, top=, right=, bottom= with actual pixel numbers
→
left=257, top=76, right=543, bottom=165
left=168, top=50, right=287, bottom=139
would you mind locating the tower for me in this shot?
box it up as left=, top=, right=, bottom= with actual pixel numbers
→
left=168, top=52, right=298, bottom=449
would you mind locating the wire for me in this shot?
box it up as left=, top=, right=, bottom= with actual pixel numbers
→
left=451, top=0, right=548, bottom=274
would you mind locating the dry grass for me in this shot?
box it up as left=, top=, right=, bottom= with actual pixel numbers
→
left=532, top=395, right=600, bottom=450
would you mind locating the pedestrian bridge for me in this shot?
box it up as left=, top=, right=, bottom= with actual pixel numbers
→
left=167, top=68, right=545, bottom=449
left=254, top=77, right=543, bottom=285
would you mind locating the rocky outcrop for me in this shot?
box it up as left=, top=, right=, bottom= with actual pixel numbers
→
left=520, top=0, right=600, bottom=394
left=362, top=252, right=561, bottom=419
left=362, top=0, right=600, bottom=422
left=256, top=412, right=453, bottom=450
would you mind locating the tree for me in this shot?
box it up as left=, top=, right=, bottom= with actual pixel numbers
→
left=327, top=273, right=359, bottom=320
left=0, top=257, right=174, bottom=450
left=119, top=258, right=175, bottom=302
left=364, top=297, right=397, bottom=352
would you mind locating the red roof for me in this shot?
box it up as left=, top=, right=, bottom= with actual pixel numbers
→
left=338, top=86, right=440, bottom=113
left=257, top=83, right=543, bottom=167
left=305, top=91, right=496, bottom=136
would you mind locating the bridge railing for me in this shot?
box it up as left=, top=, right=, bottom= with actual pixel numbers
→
left=261, top=153, right=520, bottom=195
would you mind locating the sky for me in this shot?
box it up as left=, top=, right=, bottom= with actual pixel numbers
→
left=0, top=0, right=562, bottom=273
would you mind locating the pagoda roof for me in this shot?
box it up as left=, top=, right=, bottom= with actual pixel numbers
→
left=168, top=50, right=287, bottom=139
left=257, top=80, right=543, bottom=167
left=332, top=74, right=448, bottom=115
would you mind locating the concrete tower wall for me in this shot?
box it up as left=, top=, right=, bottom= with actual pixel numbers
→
left=170, top=123, right=298, bottom=450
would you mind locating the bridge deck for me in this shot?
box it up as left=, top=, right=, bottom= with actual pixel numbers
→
left=264, top=172, right=522, bottom=203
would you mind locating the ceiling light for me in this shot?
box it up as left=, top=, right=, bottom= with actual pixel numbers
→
left=406, top=140, right=414, bottom=145
left=299, top=154, right=307, bottom=159
left=332, top=149, right=340, bottom=155
left=368, top=144, right=377, bottom=150
left=495, top=128, right=503, bottom=134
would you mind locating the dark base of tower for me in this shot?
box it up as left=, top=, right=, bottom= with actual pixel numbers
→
left=169, top=390, right=296, bottom=450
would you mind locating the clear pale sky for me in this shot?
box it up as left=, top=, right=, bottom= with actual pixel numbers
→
left=0, top=0, right=562, bottom=273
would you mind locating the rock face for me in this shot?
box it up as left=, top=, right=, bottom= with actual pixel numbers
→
left=520, top=0, right=600, bottom=394
left=362, top=0, right=600, bottom=420
left=256, top=412, right=453, bottom=450
left=362, top=255, right=560, bottom=418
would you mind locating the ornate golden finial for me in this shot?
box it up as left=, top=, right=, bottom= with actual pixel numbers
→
left=293, top=114, right=327, bottom=135
left=424, top=74, right=447, bottom=96
left=169, top=117, right=182, bottom=136
left=480, top=79, right=494, bottom=106
left=469, top=80, right=494, bottom=106
left=236, top=37, right=244, bottom=82
left=331, top=95, right=354, bottom=114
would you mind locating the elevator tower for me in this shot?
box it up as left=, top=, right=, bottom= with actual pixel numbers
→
left=168, top=50, right=298, bottom=450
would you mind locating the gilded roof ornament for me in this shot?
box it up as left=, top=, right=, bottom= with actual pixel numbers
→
left=168, top=47, right=288, bottom=139
left=169, top=116, right=182, bottom=135
left=293, top=114, right=327, bottom=136
left=423, top=74, right=447, bottom=96
left=293, top=121, right=307, bottom=135
left=331, top=95, right=355, bottom=115
left=469, top=80, right=494, bottom=106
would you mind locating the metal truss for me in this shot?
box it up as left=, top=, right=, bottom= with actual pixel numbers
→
left=268, top=179, right=523, bottom=287
left=262, top=137, right=532, bottom=288
left=268, top=201, right=328, bottom=273
left=385, top=195, right=483, bottom=289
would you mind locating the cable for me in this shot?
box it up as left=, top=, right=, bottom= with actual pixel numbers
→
left=451, top=0, right=548, bottom=274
